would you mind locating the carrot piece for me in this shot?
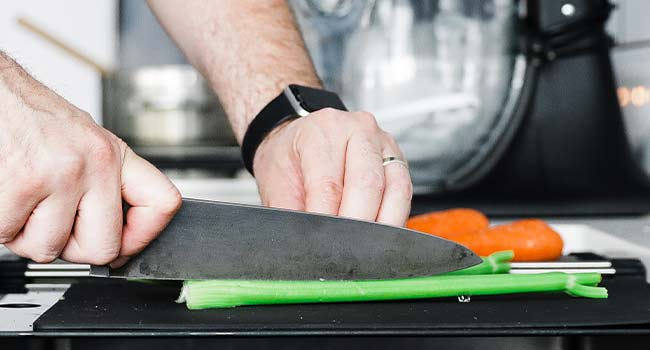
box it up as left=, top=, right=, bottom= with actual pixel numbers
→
left=479, top=220, right=564, bottom=262
left=416, top=219, right=563, bottom=262
left=407, top=210, right=564, bottom=261
left=406, top=209, right=489, bottom=239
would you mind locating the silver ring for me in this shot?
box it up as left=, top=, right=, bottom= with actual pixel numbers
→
left=382, top=156, right=408, bottom=168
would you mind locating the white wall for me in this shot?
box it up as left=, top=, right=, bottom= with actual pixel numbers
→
left=0, top=0, right=117, bottom=123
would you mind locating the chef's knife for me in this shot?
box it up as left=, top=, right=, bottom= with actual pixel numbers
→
left=90, top=198, right=481, bottom=280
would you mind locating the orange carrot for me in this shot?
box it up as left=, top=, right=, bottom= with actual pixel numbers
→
left=474, top=220, right=564, bottom=261
left=407, top=209, right=564, bottom=261
left=406, top=208, right=489, bottom=239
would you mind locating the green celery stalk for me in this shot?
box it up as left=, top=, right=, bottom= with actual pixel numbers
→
left=446, top=250, right=513, bottom=275
left=178, top=272, right=606, bottom=309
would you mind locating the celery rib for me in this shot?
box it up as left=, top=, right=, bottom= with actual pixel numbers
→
left=177, top=251, right=607, bottom=309
left=180, top=272, right=607, bottom=309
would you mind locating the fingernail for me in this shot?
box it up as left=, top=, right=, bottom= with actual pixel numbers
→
left=109, top=256, right=130, bottom=269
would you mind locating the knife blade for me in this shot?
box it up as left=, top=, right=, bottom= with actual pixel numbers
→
left=90, top=198, right=481, bottom=280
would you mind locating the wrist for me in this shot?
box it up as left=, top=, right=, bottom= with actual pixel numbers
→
left=251, top=116, right=294, bottom=173
left=214, top=78, right=322, bottom=144
left=241, top=84, right=347, bottom=176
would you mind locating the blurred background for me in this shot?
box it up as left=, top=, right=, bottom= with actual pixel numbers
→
left=1, top=0, right=650, bottom=208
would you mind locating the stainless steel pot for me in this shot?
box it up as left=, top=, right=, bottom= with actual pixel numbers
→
left=102, top=65, right=236, bottom=147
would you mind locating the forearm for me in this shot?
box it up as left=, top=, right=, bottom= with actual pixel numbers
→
left=148, top=0, right=321, bottom=143
left=0, top=51, right=22, bottom=88
left=0, top=51, right=42, bottom=113
left=0, top=50, right=81, bottom=119
left=0, top=50, right=11, bottom=69
left=0, top=50, right=16, bottom=66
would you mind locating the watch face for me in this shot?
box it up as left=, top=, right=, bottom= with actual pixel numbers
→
left=290, top=85, right=347, bottom=112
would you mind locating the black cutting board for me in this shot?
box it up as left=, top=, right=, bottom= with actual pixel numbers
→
left=34, top=276, right=650, bottom=335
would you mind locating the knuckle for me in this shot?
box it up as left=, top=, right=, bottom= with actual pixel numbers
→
left=310, top=109, right=348, bottom=131
left=29, top=252, right=58, bottom=264
left=0, top=218, right=25, bottom=244
left=30, top=249, right=59, bottom=264
left=74, top=111, right=94, bottom=121
left=27, top=237, right=64, bottom=263
left=72, top=236, right=121, bottom=265
left=356, top=169, right=385, bottom=193
left=355, top=111, right=379, bottom=128
left=383, top=132, right=400, bottom=149
left=111, top=135, right=129, bottom=152
left=311, top=177, right=343, bottom=204
left=83, top=247, right=120, bottom=265
left=94, top=140, right=117, bottom=164
left=54, top=152, right=85, bottom=182
left=158, top=186, right=183, bottom=216
left=310, top=113, right=336, bottom=129
left=316, top=107, right=339, bottom=117
left=0, top=231, right=16, bottom=244
left=19, top=175, right=48, bottom=197
left=320, top=178, right=344, bottom=197
left=87, top=130, right=119, bottom=166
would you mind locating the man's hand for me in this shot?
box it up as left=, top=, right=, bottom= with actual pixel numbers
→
left=254, top=109, right=412, bottom=226
left=0, top=53, right=181, bottom=265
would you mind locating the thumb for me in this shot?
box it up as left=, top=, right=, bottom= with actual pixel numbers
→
left=113, top=147, right=182, bottom=265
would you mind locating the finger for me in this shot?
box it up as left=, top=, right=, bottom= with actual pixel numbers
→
left=60, top=177, right=123, bottom=265
left=338, top=132, right=386, bottom=221
left=5, top=193, right=80, bottom=263
left=298, top=127, right=346, bottom=215
left=0, top=184, right=44, bottom=245
left=376, top=137, right=413, bottom=226
left=116, top=148, right=181, bottom=264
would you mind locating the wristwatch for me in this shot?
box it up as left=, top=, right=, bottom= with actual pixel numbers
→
left=241, top=84, right=348, bottom=176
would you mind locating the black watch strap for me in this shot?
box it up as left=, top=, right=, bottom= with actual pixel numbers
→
left=241, top=85, right=347, bottom=176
